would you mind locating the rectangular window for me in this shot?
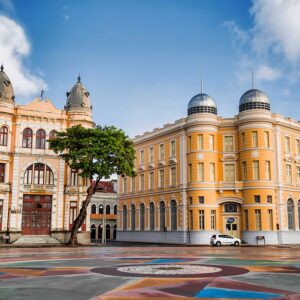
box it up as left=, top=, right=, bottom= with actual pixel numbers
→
left=188, top=163, right=192, bottom=182
left=224, top=164, right=235, bottom=182
left=242, top=132, right=246, bottom=148
left=266, top=160, right=271, bottom=180
left=159, top=169, right=164, bottom=187
left=198, top=163, right=204, bottom=181
left=131, top=177, right=135, bottom=192
left=252, top=131, right=258, bottom=148
left=149, top=171, right=154, bottom=189
left=268, top=209, right=273, bottom=230
left=159, top=144, right=165, bottom=160
left=140, top=173, right=144, bottom=191
left=253, top=160, right=260, bottom=180
left=123, top=177, right=127, bottom=193
left=198, top=134, right=203, bottom=151
left=198, top=196, right=204, bottom=204
left=170, top=140, right=176, bottom=157
left=286, top=164, right=292, bottom=184
left=170, top=167, right=176, bottom=186
left=267, top=195, right=272, bottom=203
left=209, top=134, right=214, bottom=151
left=264, top=131, right=270, bottom=148
left=0, top=163, right=5, bottom=183
left=189, top=210, right=193, bottom=230
left=210, top=163, right=215, bottom=181
left=199, top=210, right=205, bottom=230
left=188, top=136, right=192, bottom=152
left=244, top=210, right=249, bottom=231
left=242, top=161, right=247, bottom=181
left=255, top=209, right=262, bottom=230
left=224, top=136, right=234, bottom=152
left=297, top=140, right=300, bottom=156
left=140, top=150, right=144, bottom=165
left=70, top=169, right=78, bottom=186
left=254, top=195, right=261, bottom=203
left=297, top=166, right=300, bottom=185
left=189, top=197, right=193, bottom=205
left=149, top=147, right=154, bottom=163
left=285, top=136, right=291, bottom=153
left=211, top=210, right=216, bottom=230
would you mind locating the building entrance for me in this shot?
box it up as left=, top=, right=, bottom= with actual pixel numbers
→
left=22, top=194, right=52, bottom=235
left=224, top=216, right=239, bottom=238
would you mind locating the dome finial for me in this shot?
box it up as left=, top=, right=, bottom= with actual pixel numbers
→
left=77, top=74, right=81, bottom=83
left=252, top=65, right=255, bottom=89
left=0, top=64, right=3, bottom=72
left=201, top=76, right=203, bottom=94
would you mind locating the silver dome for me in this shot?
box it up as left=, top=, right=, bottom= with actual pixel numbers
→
left=239, top=89, right=270, bottom=112
left=65, top=76, right=92, bottom=112
left=0, top=65, right=15, bottom=103
left=187, top=93, right=217, bottom=116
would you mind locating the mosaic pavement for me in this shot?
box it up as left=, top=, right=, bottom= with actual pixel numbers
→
left=0, top=246, right=299, bottom=299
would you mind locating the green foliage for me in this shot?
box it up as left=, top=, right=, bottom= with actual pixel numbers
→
left=49, top=125, right=136, bottom=180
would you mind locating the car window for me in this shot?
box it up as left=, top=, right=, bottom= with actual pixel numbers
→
left=224, top=235, right=233, bottom=239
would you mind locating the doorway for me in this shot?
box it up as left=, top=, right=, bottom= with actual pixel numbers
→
left=22, top=194, right=52, bottom=235
left=224, top=216, right=239, bottom=238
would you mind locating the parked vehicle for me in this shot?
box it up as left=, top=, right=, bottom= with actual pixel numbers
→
left=210, top=234, right=241, bottom=246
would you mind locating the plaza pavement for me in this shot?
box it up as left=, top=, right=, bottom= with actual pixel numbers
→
left=0, top=245, right=299, bottom=299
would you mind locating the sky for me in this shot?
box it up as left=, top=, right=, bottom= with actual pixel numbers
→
left=1, top=0, right=300, bottom=137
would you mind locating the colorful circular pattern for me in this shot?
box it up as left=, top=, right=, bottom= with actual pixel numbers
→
left=91, top=263, right=249, bottom=278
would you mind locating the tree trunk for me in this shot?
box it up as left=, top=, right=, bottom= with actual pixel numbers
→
left=68, top=178, right=100, bottom=246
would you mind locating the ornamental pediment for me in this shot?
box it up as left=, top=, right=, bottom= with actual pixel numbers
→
left=221, top=154, right=236, bottom=161
left=147, top=163, right=155, bottom=170
left=168, top=158, right=177, bottom=165
left=138, top=165, right=145, bottom=172
left=284, top=155, right=295, bottom=163
left=157, top=161, right=165, bottom=168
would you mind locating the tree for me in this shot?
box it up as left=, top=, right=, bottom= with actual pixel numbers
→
left=49, top=125, right=135, bottom=245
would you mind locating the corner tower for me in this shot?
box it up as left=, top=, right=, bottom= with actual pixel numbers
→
left=65, top=75, right=94, bottom=127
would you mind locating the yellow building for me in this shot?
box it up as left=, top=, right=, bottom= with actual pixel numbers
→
left=118, top=86, right=300, bottom=245
left=0, top=66, right=94, bottom=244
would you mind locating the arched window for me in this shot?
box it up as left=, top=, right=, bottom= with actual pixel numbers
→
left=98, top=224, right=103, bottom=240
left=150, top=202, right=155, bottom=231
left=24, top=163, right=54, bottom=185
left=90, top=224, right=96, bottom=240
left=113, top=224, right=117, bottom=239
left=0, top=126, right=8, bottom=146
left=298, top=200, right=300, bottom=230
left=123, top=205, right=127, bottom=230
left=36, top=129, right=46, bottom=149
left=131, top=204, right=136, bottom=230
left=106, top=205, right=110, bottom=214
left=106, top=224, right=111, bottom=239
left=140, top=203, right=145, bottom=231
left=114, top=205, right=117, bottom=215
left=22, top=128, right=33, bottom=148
left=91, top=204, right=96, bottom=214
left=160, top=201, right=166, bottom=231
left=49, top=130, right=56, bottom=149
left=287, top=198, right=295, bottom=230
left=99, top=204, right=103, bottom=214
left=171, top=199, right=177, bottom=231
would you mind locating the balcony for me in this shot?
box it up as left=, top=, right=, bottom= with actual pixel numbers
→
left=91, top=213, right=117, bottom=220
left=65, top=186, right=88, bottom=194
left=0, top=183, right=11, bottom=193
left=218, top=181, right=243, bottom=193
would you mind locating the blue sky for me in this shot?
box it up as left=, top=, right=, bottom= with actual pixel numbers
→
left=1, top=0, right=300, bottom=137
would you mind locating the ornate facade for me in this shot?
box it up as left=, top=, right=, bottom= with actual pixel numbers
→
left=118, top=85, right=300, bottom=245
left=0, top=66, right=94, bottom=243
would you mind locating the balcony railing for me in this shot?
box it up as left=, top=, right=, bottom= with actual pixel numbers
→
left=218, top=181, right=243, bottom=190
left=23, top=184, right=54, bottom=192
left=0, top=183, right=11, bottom=192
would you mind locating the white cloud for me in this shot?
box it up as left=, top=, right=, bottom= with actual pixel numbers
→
left=251, top=0, right=300, bottom=62
left=0, top=15, right=46, bottom=100
left=256, top=65, right=281, bottom=81
left=0, top=0, right=14, bottom=11
left=64, top=15, right=70, bottom=21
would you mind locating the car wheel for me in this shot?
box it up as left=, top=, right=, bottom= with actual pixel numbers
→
left=216, top=241, right=221, bottom=246
left=234, top=241, right=239, bottom=246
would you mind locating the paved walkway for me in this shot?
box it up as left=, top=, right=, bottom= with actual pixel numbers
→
left=0, top=245, right=299, bottom=299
